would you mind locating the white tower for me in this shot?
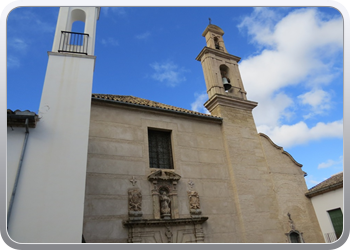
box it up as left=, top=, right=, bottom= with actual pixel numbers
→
left=8, top=7, right=100, bottom=243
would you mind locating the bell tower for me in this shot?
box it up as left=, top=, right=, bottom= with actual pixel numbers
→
left=196, top=24, right=285, bottom=242
left=196, top=23, right=260, bottom=117
left=196, top=24, right=250, bottom=104
left=8, top=7, right=100, bottom=243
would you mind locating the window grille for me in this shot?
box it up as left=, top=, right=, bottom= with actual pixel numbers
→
left=148, top=129, right=173, bottom=169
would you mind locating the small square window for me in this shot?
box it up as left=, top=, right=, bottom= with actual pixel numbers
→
left=148, top=129, right=173, bottom=169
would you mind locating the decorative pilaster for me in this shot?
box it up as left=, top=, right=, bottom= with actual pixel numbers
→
left=194, top=224, right=205, bottom=243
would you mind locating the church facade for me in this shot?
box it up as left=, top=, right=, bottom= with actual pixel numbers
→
left=82, top=23, right=324, bottom=243
left=7, top=7, right=324, bottom=244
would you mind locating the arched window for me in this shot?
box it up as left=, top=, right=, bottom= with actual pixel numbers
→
left=286, top=230, right=304, bottom=243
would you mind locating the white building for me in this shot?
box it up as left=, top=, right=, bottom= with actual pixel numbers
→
left=306, top=172, right=343, bottom=243
left=7, top=7, right=100, bottom=243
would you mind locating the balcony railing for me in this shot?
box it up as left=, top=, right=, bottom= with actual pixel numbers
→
left=58, top=31, right=89, bottom=55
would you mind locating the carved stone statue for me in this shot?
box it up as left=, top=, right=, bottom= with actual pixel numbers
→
left=159, top=191, right=171, bottom=218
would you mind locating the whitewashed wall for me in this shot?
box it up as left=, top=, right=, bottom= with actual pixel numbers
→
left=7, top=127, right=30, bottom=209
left=310, top=188, right=343, bottom=240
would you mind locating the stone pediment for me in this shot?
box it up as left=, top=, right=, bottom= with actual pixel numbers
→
left=147, top=169, right=181, bottom=182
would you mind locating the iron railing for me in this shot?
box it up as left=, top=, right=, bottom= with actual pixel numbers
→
left=58, top=31, right=89, bottom=55
left=324, top=232, right=338, bottom=243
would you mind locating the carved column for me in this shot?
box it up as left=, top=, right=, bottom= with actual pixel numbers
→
left=194, top=224, right=205, bottom=243
left=170, top=181, right=179, bottom=219
left=151, top=181, right=160, bottom=219
left=127, top=227, right=142, bottom=243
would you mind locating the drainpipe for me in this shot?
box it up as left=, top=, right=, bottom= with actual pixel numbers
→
left=7, top=118, right=30, bottom=229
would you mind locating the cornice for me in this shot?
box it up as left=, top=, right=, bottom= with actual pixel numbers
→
left=196, top=46, right=241, bottom=62
left=123, top=217, right=209, bottom=228
left=204, top=94, right=258, bottom=112
left=202, top=24, right=224, bottom=37
left=259, top=133, right=303, bottom=168
left=92, top=97, right=222, bottom=123
left=48, top=51, right=96, bottom=60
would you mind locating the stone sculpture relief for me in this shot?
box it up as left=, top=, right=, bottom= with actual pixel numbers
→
left=128, top=188, right=142, bottom=220
left=165, top=226, right=173, bottom=243
left=287, top=212, right=295, bottom=230
left=188, top=191, right=200, bottom=210
left=187, top=181, right=202, bottom=218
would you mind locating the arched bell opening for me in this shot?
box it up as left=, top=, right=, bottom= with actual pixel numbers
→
left=69, top=9, right=86, bottom=31
left=220, top=64, right=232, bottom=92
left=214, top=36, right=220, bottom=50
left=59, top=8, right=88, bottom=55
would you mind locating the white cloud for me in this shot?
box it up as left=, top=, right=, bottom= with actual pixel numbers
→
left=9, top=9, right=55, bottom=34
left=238, top=7, right=342, bottom=128
left=191, top=93, right=210, bottom=114
left=298, top=89, right=330, bottom=108
left=298, top=89, right=331, bottom=119
left=8, top=38, right=28, bottom=51
left=136, top=32, right=151, bottom=40
left=318, top=155, right=343, bottom=169
left=7, top=56, right=20, bottom=69
left=101, top=37, right=119, bottom=46
left=102, top=7, right=127, bottom=17
left=237, top=8, right=342, bottom=148
left=305, top=175, right=322, bottom=187
left=253, top=91, right=294, bottom=128
left=150, top=61, right=188, bottom=87
left=258, top=120, right=343, bottom=148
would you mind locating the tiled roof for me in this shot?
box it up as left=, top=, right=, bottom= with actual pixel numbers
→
left=305, top=172, right=343, bottom=198
left=7, top=109, right=38, bottom=128
left=92, top=94, right=222, bottom=120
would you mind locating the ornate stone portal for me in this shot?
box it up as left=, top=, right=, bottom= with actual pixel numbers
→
left=123, top=170, right=208, bottom=243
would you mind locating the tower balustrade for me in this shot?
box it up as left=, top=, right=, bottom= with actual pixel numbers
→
left=58, top=31, right=89, bottom=55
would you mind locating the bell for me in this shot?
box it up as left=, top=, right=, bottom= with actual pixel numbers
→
left=222, top=77, right=232, bottom=91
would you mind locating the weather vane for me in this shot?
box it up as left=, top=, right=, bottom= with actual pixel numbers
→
left=209, top=18, right=212, bottom=25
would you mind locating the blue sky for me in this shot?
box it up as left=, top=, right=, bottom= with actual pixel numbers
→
left=6, top=6, right=343, bottom=188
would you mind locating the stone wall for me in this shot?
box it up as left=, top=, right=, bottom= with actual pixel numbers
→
left=259, top=134, right=325, bottom=243
left=83, top=102, right=239, bottom=243
left=83, top=99, right=324, bottom=243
